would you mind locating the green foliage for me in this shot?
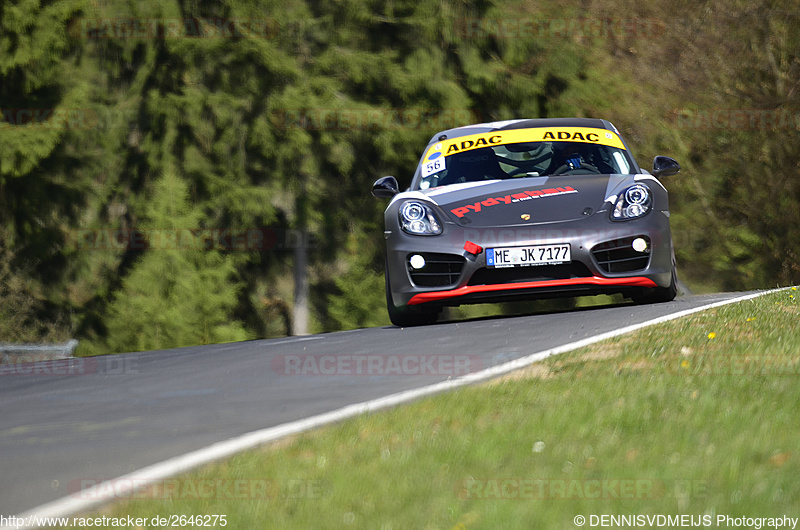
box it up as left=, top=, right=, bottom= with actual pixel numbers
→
left=324, top=234, right=390, bottom=331
left=1, top=0, right=799, bottom=348
left=0, top=229, right=71, bottom=343
left=80, top=171, right=251, bottom=355
left=0, top=0, right=88, bottom=178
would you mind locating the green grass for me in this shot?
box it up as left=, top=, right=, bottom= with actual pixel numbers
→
left=77, top=288, right=800, bottom=528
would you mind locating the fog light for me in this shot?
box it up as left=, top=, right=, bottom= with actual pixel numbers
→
left=632, top=238, right=648, bottom=253
left=409, top=254, right=426, bottom=269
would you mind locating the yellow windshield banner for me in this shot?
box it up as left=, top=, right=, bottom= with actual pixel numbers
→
left=422, top=127, right=626, bottom=162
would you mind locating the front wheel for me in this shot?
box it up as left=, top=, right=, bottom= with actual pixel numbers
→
left=385, top=265, right=440, bottom=326
left=632, top=267, right=677, bottom=304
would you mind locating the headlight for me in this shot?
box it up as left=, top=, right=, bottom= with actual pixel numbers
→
left=399, top=201, right=442, bottom=235
left=611, top=184, right=651, bottom=220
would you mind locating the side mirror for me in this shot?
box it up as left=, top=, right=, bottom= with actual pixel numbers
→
left=652, top=156, right=681, bottom=178
left=371, top=176, right=399, bottom=198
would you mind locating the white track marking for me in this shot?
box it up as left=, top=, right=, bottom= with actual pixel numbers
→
left=5, top=288, right=787, bottom=528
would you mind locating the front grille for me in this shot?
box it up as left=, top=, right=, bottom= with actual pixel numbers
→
left=467, top=262, right=593, bottom=286
left=407, top=253, right=465, bottom=288
left=592, top=236, right=651, bottom=273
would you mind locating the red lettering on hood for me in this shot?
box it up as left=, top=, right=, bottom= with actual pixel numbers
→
left=450, top=186, right=578, bottom=217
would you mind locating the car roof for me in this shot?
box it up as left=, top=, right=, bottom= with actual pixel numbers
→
left=425, top=117, right=620, bottom=146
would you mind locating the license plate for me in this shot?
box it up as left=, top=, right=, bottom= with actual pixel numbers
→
left=486, top=244, right=571, bottom=268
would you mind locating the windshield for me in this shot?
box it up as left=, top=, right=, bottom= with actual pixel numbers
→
left=414, top=128, right=636, bottom=191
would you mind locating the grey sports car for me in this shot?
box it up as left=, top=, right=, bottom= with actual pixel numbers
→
left=372, top=118, right=680, bottom=326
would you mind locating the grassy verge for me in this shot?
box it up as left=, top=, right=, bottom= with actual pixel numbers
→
left=75, top=289, right=799, bottom=528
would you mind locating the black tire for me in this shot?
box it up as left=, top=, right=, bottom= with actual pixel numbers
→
left=385, top=264, right=439, bottom=327
left=632, top=266, right=678, bottom=304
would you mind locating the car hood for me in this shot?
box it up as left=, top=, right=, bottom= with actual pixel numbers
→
left=419, top=175, right=631, bottom=227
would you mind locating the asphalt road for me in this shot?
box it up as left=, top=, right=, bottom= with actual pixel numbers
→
left=0, top=292, right=755, bottom=516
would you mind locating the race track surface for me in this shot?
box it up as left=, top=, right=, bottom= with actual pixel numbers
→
left=0, top=293, right=755, bottom=516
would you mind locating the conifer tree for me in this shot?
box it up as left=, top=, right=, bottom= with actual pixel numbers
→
left=97, top=171, right=251, bottom=353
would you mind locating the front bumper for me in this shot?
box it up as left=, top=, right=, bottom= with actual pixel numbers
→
left=385, top=211, right=674, bottom=308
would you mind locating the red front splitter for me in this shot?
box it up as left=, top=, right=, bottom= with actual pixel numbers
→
left=407, top=276, right=657, bottom=305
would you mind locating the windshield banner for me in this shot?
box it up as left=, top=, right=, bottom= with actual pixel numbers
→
left=423, top=127, right=626, bottom=163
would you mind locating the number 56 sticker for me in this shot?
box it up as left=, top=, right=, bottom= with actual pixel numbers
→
left=421, top=153, right=445, bottom=178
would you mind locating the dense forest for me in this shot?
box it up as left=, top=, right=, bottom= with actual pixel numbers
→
left=1, top=0, right=798, bottom=354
